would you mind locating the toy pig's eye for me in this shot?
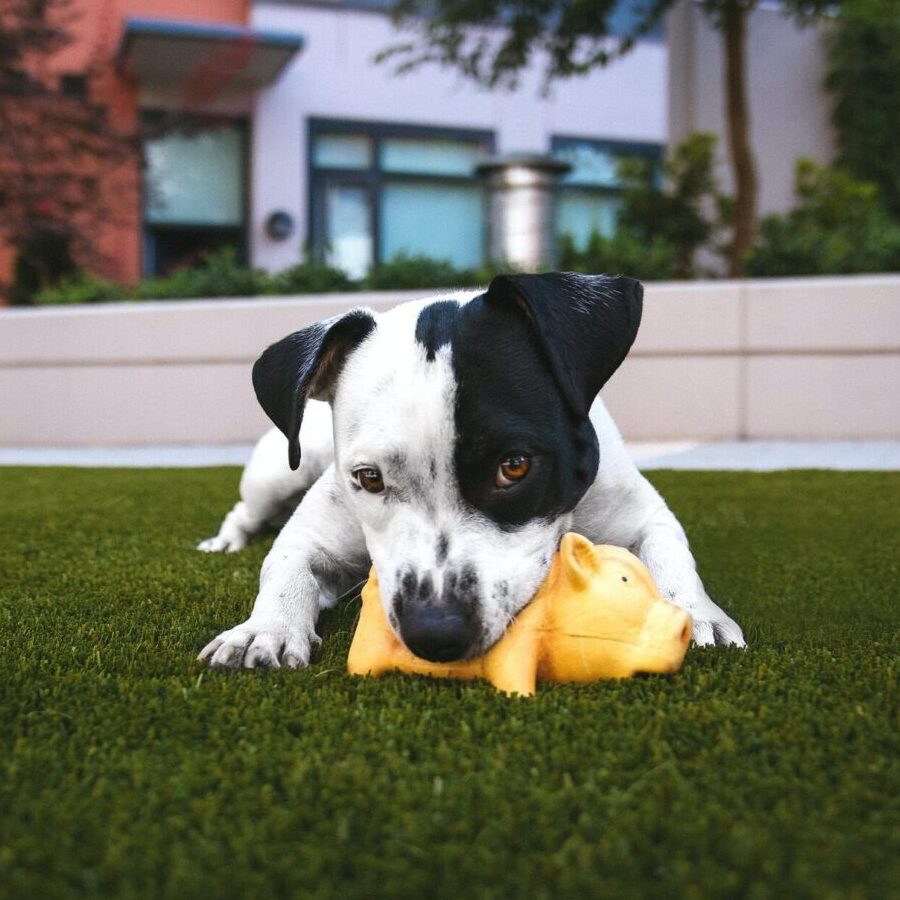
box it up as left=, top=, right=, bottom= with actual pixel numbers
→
left=496, top=454, right=531, bottom=488
left=354, top=467, right=384, bottom=493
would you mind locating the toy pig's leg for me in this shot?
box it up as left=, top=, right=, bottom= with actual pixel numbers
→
left=198, top=465, right=370, bottom=669
left=483, top=626, right=540, bottom=696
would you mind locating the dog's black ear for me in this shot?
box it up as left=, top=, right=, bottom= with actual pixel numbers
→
left=252, top=309, right=376, bottom=470
left=484, top=272, right=643, bottom=416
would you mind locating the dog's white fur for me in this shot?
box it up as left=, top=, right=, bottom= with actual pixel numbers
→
left=198, top=294, right=745, bottom=669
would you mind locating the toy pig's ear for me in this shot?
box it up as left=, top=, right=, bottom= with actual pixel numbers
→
left=559, top=533, right=600, bottom=590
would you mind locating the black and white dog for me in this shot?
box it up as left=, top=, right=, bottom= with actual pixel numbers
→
left=198, top=273, right=744, bottom=669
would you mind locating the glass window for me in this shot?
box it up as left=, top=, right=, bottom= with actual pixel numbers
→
left=381, top=138, right=485, bottom=177
left=552, top=137, right=662, bottom=251
left=557, top=144, right=620, bottom=189
left=313, top=134, right=373, bottom=170
left=557, top=192, right=621, bottom=244
left=381, top=181, right=483, bottom=269
left=142, top=119, right=247, bottom=276
left=144, top=126, right=243, bottom=226
left=325, top=184, right=373, bottom=280
left=309, top=120, right=492, bottom=275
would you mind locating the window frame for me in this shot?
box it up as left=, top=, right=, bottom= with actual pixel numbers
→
left=140, top=112, right=250, bottom=276
left=307, top=117, right=495, bottom=272
left=551, top=135, right=664, bottom=245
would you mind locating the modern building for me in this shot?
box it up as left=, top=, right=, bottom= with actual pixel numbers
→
left=0, top=0, right=835, bottom=298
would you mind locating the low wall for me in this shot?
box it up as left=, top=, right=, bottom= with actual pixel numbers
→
left=1, top=275, right=898, bottom=446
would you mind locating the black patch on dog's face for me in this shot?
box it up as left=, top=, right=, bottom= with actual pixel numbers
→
left=415, top=296, right=600, bottom=529
left=452, top=296, right=600, bottom=527
left=415, top=299, right=460, bottom=362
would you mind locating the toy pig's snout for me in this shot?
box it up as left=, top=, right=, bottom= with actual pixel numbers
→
left=638, top=599, right=692, bottom=673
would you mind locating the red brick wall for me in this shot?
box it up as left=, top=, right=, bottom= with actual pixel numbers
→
left=0, top=0, right=250, bottom=303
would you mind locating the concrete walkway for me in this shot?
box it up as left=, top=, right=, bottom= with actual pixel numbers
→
left=1, top=441, right=899, bottom=470
left=627, top=441, right=900, bottom=470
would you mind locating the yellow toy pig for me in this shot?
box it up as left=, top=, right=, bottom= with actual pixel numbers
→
left=347, top=533, right=691, bottom=696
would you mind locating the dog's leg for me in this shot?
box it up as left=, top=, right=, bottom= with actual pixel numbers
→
left=576, top=401, right=746, bottom=647
left=198, top=403, right=335, bottom=552
left=198, top=464, right=369, bottom=668
left=629, top=499, right=745, bottom=647
left=577, top=473, right=745, bottom=647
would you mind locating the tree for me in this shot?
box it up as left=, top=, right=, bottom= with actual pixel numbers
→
left=745, top=158, right=900, bottom=276
left=380, top=0, right=834, bottom=277
left=825, top=0, right=900, bottom=220
left=0, top=0, right=139, bottom=303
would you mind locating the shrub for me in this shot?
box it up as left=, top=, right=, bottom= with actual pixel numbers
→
left=35, top=274, right=127, bottom=304
left=746, top=159, right=900, bottom=277
left=559, top=230, right=680, bottom=281
left=825, top=0, right=900, bottom=219
left=273, top=259, right=359, bottom=294
left=11, top=228, right=79, bottom=305
left=364, top=253, right=485, bottom=290
left=558, top=133, right=725, bottom=281
left=132, top=247, right=272, bottom=300
left=618, top=133, right=725, bottom=278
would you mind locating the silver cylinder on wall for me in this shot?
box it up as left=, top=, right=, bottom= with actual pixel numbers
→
left=475, top=154, right=571, bottom=272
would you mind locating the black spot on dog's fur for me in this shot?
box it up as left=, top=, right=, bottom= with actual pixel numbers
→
left=415, top=299, right=460, bottom=362
left=441, top=298, right=601, bottom=528
left=446, top=564, right=479, bottom=612
left=414, top=275, right=642, bottom=529
left=436, top=533, right=449, bottom=564
left=401, top=570, right=416, bottom=595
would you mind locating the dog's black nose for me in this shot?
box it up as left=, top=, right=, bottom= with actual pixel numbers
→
left=398, top=606, right=474, bottom=662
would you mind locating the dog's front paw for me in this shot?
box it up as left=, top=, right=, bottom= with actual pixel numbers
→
left=197, top=620, right=320, bottom=669
left=197, top=533, right=248, bottom=553
left=690, top=608, right=746, bottom=648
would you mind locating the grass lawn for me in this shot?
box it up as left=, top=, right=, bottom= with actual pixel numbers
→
left=0, top=467, right=898, bottom=899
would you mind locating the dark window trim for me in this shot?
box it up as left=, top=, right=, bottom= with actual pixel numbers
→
left=140, top=111, right=251, bottom=276
left=307, top=117, right=495, bottom=269
left=310, top=116, right=495, bottom=147
left=143, top=222, right=245, bottom=233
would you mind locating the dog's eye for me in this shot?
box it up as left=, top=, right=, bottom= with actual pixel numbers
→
left=354, top=467, right=384, bottom=493
left=496, top=455, right=531, bottom=488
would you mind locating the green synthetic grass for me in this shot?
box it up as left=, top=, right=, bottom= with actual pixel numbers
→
left=0, top=467, right=898, bottom=900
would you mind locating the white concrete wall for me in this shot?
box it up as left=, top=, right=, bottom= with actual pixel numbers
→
left=248, top=3, right=668, bottom=272
left=2, top=275, right=897, bottom=447
left=667, top=0, right=835, bottom=216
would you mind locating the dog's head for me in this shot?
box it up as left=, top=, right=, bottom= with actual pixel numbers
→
left=253, top=273, right=643, bottom=662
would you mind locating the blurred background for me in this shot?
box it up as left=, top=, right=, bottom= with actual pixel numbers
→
left=0, top=0, right=897, bottom=453
left=4, top=0, right=900, bottom=298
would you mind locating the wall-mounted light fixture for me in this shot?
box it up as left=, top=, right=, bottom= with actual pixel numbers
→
left=265, top=210, right=294, bottom=241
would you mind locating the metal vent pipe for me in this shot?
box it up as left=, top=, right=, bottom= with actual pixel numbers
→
left=475, top=154, right=571, bottom=271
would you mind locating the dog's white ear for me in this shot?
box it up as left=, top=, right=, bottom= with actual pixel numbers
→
left=252, top=309, right=376, bottom=470
left=484, top=273, right=643, bottom=416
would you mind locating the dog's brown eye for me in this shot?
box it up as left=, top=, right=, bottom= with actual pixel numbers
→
left=496, top=455, right=531, bottom=488
left=354, top=467, right=384, bottom=493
